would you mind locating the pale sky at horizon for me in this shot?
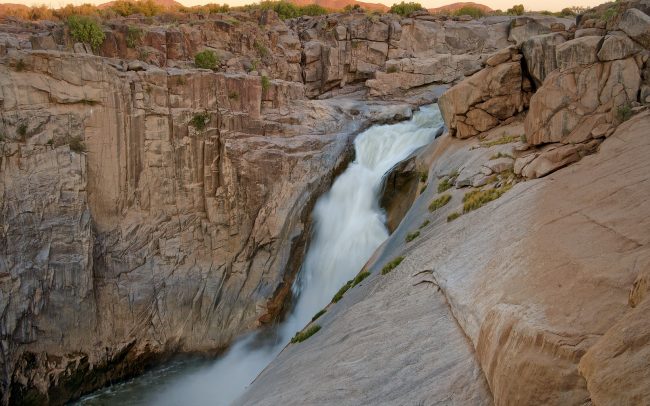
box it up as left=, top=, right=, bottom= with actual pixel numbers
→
left=2, top=0, right=604, bottom=13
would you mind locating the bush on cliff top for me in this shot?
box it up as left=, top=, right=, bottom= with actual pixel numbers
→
left=67, top=15, right=105, bottom=51
left=258, top=1, right=328, bottom=19
left=389, top=1, right=424, bottom=16
left=381, top=256, right=404, bottom=275
left=453, top=6, right=486, bottom=18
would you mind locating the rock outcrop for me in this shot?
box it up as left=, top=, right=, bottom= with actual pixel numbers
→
left=1, top=3, right=649, bottom=405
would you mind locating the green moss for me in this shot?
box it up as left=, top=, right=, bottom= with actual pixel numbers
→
left=290, top=324, right=321, bottom=344
left=381, top=256, right=404, bottom=275
left=190, top=112, right=210, bottom=131
left=462, top=184, right=512, bottom=213
left=405, top=231, right=420, bottom=242
left=311, top=309, right=326, bottom=322
left=429, top=194, right=451, bottom=212
left=447, top=212, right=461, bottom=222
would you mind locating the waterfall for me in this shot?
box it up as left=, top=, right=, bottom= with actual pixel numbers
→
left=76, top=104, right=443, bottom=406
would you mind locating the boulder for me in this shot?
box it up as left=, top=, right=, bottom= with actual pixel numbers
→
left=439, top=60, right=530, bottom=138
left=556, top=36, right=602, bottom=71
left=525, top=57, right=640, bottom=145
left=597, top=33, right=642, bottom=61
left=521, top=32, right=568, bottom=86
left=620, top=8, right=650, bottom=49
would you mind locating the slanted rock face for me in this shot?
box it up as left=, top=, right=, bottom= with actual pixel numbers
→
left=438, top=48, right=531, bottom=138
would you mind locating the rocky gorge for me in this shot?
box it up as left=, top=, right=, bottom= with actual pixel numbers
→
left=1, top=1, right=649, bottom=404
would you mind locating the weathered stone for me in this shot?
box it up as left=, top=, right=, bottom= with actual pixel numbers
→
left=484, top=157, right=514, bottom=173
left=597, top=33, right=642, bottom=61
left=521, top=32, right=567, bottom=86
left=556, top=36, right=602, bottom=71
left=620, top=8, right=650, bottom=49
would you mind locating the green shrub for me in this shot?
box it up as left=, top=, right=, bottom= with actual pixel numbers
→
left=419, top=219, right=430, bottom=229
left=15, top=59, right=26, bottom=72
left=67, top=15, right=105, bottom=51
left=389, top=1, right=424, bottom=16
left=352, top=271, right=370, bottom=287
left=228, top=91, right=239, bottom=100
left=381, top=256, right=404, bottom=275
left=419, top=171, right=428, bottom=182
left=258, top=1, right=327, bottom=19
left=420, top=184, right=427, bottom=193
left=290, top=324, right=321, bottom=343
left=126, top=26, right=143, bottom=48
left=437, top=177, right=454, bottom=193
left=429, top=194, right=451, bottom=212
left=447, top=212, right=461, bottom=222
left=261, top=75, right=271, bottom=92
left=254, top=40, right=270, bottom=58
left=110, top=0, right=163, bottom=17
left=616, top=104, right=632, bottom=122
left=387, top=65, right=399, bottom=73
left=194, top=50, right=219, bottom=70
left=507, top=4, right=524, bottom=15
left=68, top=136, right=86, bottom=153
left=311, top=309, right=326, bottom=322
left=405, top=231, right=420, bottom=242
left=190, top=112, right=210, bottom=131
left=462, top=184, right=512, bottom=213
left=332, top=280, right=353, bottom=303
left=453, top=6, right=485, bottom=18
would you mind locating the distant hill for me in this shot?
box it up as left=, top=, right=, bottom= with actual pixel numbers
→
left=428, top=2, right=493, bottom=14
left=0, top=3, right=29, bottom=17
left=290, top=0, right=389, bottom=12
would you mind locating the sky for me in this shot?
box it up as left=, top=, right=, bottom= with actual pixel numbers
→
left=4, top=0, right=605, bottom=13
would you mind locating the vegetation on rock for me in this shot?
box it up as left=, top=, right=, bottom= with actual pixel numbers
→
left=290, top=324, right=321, bottom=343
left=463, top=184, right=513, bottom=213
left=190, top=112, right=210, bottom=130
left=389, top=1, right=424, bottom=16
left=381, top=256, right=404, bottom=275
left=194, top=50, right=219, bottom=70
left=311, top=309, right=326, bottom=322
left=447, top=212, right=461, bottom=221
left=405, top=231, right=420, bottom=242
left=67, top=15, right=105, bottom=51
left=429, top=194, right=451, bottom=212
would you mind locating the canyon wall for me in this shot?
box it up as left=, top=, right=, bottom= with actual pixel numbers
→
left=0, top=5, right=626, bottom=405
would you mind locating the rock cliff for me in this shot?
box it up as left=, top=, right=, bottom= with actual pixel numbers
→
left=2, top=3, right=648, bottom=405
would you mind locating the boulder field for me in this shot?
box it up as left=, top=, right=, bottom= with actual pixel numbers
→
left=1, top=2, right=649, bottom=404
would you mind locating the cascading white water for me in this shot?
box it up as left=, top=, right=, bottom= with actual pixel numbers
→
left=77, top=104, right=443, bottom=406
